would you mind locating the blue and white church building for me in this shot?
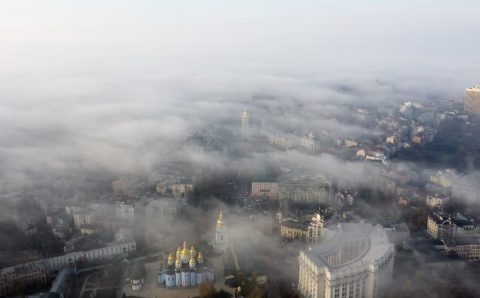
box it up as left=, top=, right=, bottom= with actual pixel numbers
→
left=158, top=241, right=214, bottom=288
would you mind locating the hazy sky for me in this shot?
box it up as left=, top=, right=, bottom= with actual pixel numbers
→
left=1, top=1, right=479, bottom=72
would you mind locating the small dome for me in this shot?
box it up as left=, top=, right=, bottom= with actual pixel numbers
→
left=181, top=241, right=190, bottom=255
left=242, top=107, right=249, bottom=118
left=197, top=252, right=204, bottom=264
left=189, top=256, right=196, bottom=268
left=167, top=253, right=175, bottom=265
left=217, top=211, right=225, bottom=227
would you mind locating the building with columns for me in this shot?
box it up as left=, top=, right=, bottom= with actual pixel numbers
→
left=298, top=223, right=394, bottom=298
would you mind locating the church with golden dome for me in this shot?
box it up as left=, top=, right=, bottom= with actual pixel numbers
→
left=158, top=212, right=228, bottom=288
left=158, top=241, right=214, bottom=288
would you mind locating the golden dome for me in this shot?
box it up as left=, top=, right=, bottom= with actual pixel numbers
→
left=176, top=247, right=181, bottom=254
left=189, top=255, right=196, bottom=268
left=175, top=257, right=181, bottom=269
left=190, top=246, right=196, bottom=254
left=216, top=211, right=225, bottom=227
left=197, top=252, right=204, bottom=264
left=167, top=253, right=174, bottom=265
left=181, top=241, right=189, bottom=255
left=242, top=107, right=249, bottom=118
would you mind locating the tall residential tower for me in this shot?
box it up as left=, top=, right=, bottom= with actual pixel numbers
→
left=464, top=85, right=480, bottom=116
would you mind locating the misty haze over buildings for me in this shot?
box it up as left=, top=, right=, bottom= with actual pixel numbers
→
left=1, top=1, right=480, bottom=298
left=0, top=0, right=479, bottom=183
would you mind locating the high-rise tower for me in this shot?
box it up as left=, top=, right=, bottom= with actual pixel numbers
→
left=214, top=211, right=228, bottom=254
left=464, top=85, right=480, bottom=116
left=241, top=107, right=250, bottom=137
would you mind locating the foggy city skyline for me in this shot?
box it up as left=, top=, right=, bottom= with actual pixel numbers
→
left=1, top=1, right=480, bottom=180
left=0, top=1, right=480, bottom=298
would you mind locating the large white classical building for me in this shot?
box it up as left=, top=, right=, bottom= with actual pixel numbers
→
left=298, top=223, right=394, bottom=298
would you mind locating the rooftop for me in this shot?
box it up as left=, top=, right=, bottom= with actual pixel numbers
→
left=304, top=223, right=393, bottom=270
left=429, top=212, right=475, bottom=227
left=252, top=176, right=277, bottom=183
left=281, top=219, right=308, bottom=230
left=466, top=85, right=480, bottom=91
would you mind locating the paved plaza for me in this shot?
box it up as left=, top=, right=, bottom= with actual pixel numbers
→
left=123, top=256, right=233, bottom=298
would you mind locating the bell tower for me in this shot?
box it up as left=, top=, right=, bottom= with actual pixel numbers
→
left=214, top=211, right=229, bottom=254
left=241, top=107, right=250, bottom=137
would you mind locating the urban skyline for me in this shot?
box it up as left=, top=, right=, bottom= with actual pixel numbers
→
left=1, top=1, right=480, bottom=298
